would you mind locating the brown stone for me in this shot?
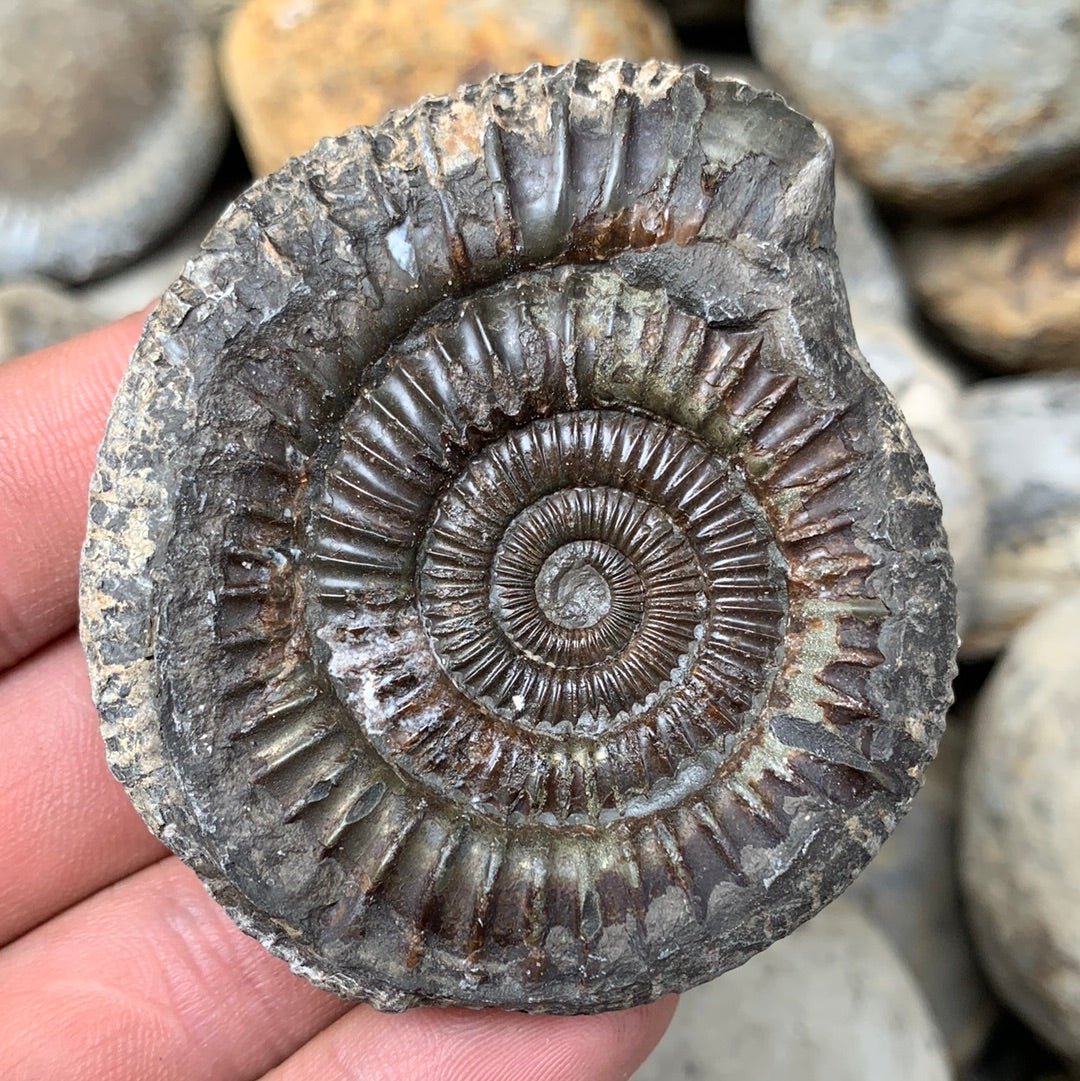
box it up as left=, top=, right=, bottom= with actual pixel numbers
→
left=220, top=0, right=680, bottom=174
left=901, top=180, right=1080, bottom=372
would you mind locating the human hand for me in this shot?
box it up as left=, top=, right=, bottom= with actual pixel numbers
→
left=0, top=315, right=675, bottom=1080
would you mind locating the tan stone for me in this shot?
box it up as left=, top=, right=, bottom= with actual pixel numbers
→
left=900, top=180, right=1080, bottom=372
left=962, top=591, right=1080, bottom=1062
left=221, top=0, right=679, bottom=174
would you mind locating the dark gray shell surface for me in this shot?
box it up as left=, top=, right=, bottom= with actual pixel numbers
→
left=80, top=60, right=957, bottom=1014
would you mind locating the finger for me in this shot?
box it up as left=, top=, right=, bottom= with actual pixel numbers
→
left=0, top=633, right=168, bottom=946
left=264, top=995, right=677, bottom=1081
left=0, top=312, right=144, bottom=672
left=0, top=858, right=350, bottom=1081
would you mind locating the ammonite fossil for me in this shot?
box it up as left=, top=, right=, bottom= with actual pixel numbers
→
left=81, top=60, right=957, bottom=1013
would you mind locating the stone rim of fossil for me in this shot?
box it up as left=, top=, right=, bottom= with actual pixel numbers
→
left=80, top=59, right=957, bottom=1013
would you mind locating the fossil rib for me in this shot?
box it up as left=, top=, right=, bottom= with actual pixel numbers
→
left=80, top=60, right=956, bottom=1013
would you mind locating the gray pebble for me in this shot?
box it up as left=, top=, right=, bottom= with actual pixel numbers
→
left=961, top=375, right=1080, bottom=656
left=0, top=277, right=100, bottom=362
left=75, top=187, right=243, bottom=322
left=961, top=591, right=1080, bottom=1062
left=748, top=0, right=1080, bottom=214
left=900, top=179, right=1080, bottom=372
left=632, top=897, right=953, bottom=1081
left=846, top=722, right=996, bottom=1070
left=0, top=0, right=228, bottom=283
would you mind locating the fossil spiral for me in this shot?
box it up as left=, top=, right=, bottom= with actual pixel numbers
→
left=80, top=60, right=957, bottom=1013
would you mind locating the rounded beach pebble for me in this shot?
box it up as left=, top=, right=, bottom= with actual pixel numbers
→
left=0, top=0, right=228, bottom=283
left=962, top=590, right=1080, bottom=1061
left=748, top=0, right=1080, bottom=214
left=0, top=277, right=100, bottom=362
left=221, top=0, right=679, bottom=174
left=632, top=897, right=953, bottom=1081
left=901, top=179, right=1080, bottom=372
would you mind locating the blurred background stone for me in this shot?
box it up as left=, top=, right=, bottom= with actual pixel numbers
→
left=193, top=0, right=245, bottom=38
left=847, top=722, right=997, bottom=1071
left=75, top=184, right=244, bottom=321
left=0, top=0, right=229, bottom=282
left=900, top=180, right=1080, bottom=372
left=962, top=591, right=1080, bottom=1063
left=0, top=277, right=101, bottom=362
left=747, top=0, right=1080, bottom=215
left=632, top=897, right=953, bottom=1081
left=221, top=0, right=680, bottom=175
left=961, top=375, right=1080, bottom=656
left=654, top=0, right=744, bottom=30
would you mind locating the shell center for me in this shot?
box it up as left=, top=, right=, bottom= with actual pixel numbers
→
left=535, top=542, right=614, bottom=629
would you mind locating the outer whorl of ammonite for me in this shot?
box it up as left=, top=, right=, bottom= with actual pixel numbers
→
left=80, top=60, right=957, bottom=1013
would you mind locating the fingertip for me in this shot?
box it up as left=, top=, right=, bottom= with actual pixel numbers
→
left=264, top=991, right=678, bottom=1081
left=574, top=994, right=679, bottom=1080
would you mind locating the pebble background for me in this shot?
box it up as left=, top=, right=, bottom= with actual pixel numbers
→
left=220, top=0, right=679, bottom=174
left=2, top=0, right=1078, bottom=1078
left=634, top=898, right=954, bottom=1081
